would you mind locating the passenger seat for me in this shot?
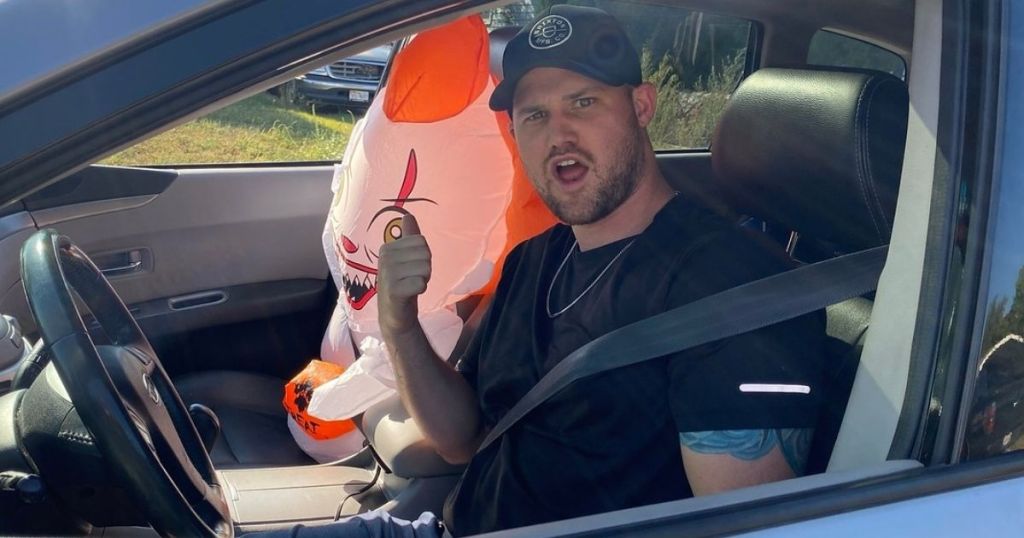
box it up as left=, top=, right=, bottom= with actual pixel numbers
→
left=710, top=67, right=909, bottom=473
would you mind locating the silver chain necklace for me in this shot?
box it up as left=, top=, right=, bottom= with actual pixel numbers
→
left=546, top=237, right=636, bottom=318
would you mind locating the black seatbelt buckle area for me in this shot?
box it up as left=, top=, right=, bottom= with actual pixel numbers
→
left=365, top=441, right=393, bottom=475
left=352, top=414, right=394, bottom=475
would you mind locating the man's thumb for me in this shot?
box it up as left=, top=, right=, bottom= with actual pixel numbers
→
left=401, top=214, right=421, bottom=237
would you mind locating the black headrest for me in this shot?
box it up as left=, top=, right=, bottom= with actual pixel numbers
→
left=489, top=26, right=520, bottom=80
left=712, top=68, right=909, bottom=251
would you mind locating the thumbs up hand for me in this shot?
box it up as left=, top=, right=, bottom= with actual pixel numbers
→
left=377, top=214, right=432, bottom=336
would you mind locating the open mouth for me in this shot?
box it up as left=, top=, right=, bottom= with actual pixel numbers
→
left=340, top=258, right=378, bottom=310
left=552, top=157, right=590, bottom=189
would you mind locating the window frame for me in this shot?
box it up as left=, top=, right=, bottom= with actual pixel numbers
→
left=807, top=27, right=908, bottom=80
left=0, top=0, right=489, bottom=204
left=945, top=0, right=1020, bottom=465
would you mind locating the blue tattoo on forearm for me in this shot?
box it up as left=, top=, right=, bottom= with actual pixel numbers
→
left=680, top=428, right=813, bottom=475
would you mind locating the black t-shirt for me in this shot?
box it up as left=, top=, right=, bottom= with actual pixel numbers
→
left=442, top=195, right=826, bottom=536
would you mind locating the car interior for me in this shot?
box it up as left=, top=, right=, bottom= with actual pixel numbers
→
left=0, top=0, right=954, bottom=535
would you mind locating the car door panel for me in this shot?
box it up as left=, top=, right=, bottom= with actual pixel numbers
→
left=35, top=166, right=332, bottom=305
left=21, top=164, right=176, bottom=211
left=0, top=164, right=335, bottom=378
left=741, top=476, right=1024, bottom=537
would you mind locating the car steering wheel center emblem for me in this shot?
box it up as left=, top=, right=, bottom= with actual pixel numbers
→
left=530, top=15, right=572, bottom=50
left=142, top=373, right=161, bottom=405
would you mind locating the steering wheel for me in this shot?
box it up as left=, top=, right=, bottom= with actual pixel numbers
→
left=20, top=230, right=232, bottom=537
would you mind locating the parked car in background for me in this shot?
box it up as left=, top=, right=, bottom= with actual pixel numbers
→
left=281, top=44, right=393, bottom=112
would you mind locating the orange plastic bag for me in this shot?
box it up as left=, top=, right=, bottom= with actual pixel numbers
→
left=283, top=360, right=357, bottom=440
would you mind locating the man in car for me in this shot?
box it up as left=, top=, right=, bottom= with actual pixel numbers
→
left=256, top=5, right=825, bottom=537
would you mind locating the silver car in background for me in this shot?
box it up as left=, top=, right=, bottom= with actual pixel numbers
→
left=287, top=44, right=393, bottom=111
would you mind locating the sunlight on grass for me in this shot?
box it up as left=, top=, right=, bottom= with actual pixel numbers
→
left=102, top=94, right=357, bottom=166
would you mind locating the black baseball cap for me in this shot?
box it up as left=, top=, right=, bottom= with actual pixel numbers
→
left=489, top=4, right=642, bottom=112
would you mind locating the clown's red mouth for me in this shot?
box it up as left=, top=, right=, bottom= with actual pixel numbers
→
left=341, top=258, right=378, bottom=310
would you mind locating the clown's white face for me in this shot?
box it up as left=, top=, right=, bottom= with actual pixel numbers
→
left=327, top=91, right=514, bottom=321
left=334, top=149, right=435, bottom=311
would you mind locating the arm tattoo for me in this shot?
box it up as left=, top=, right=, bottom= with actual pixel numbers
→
left=680, top=428, right=813, bottom=475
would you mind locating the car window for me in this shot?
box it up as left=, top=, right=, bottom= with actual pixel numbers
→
left=106, top=2, right=753, bottom=167
left=487, top=1, right=754, bottom=151
left=807, top=29, right=907, bottom=80
left=969, top=257, right=1024, bottom=462
left=102, top=44, right=394, bottom=167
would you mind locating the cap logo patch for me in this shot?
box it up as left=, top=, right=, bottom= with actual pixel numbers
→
left=529, top=15, right=572, bottom=50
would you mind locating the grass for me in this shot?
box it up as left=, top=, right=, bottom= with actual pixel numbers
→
left=102, top=93, right=358, bottom=166
left=642, top=48, right=745, bottom=151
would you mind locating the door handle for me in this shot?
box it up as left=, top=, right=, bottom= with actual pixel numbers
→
left=96, top=249, right=147, bottom=277
left=168, top=291, right=227, bottom=311
left=101, top=260, right=143, bottom=277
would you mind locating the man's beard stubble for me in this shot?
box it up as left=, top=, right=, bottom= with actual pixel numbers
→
left=536, top=123, right=646, bottom=226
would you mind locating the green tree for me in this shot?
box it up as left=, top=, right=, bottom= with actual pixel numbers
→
left=643, top=48, right=744, bottom=149
left=1005, top=267, right=1024, bottom=329
left=482, top=1, right=536, bottom=28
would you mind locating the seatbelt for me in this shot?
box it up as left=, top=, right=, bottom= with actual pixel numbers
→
left=476, top=245, right=888, bottom=454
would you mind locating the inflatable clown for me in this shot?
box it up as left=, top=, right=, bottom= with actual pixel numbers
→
left=284, top=15, right=557, bottom=462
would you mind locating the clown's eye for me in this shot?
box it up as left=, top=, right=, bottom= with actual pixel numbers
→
left=383, top=217, right=403, bottom=243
